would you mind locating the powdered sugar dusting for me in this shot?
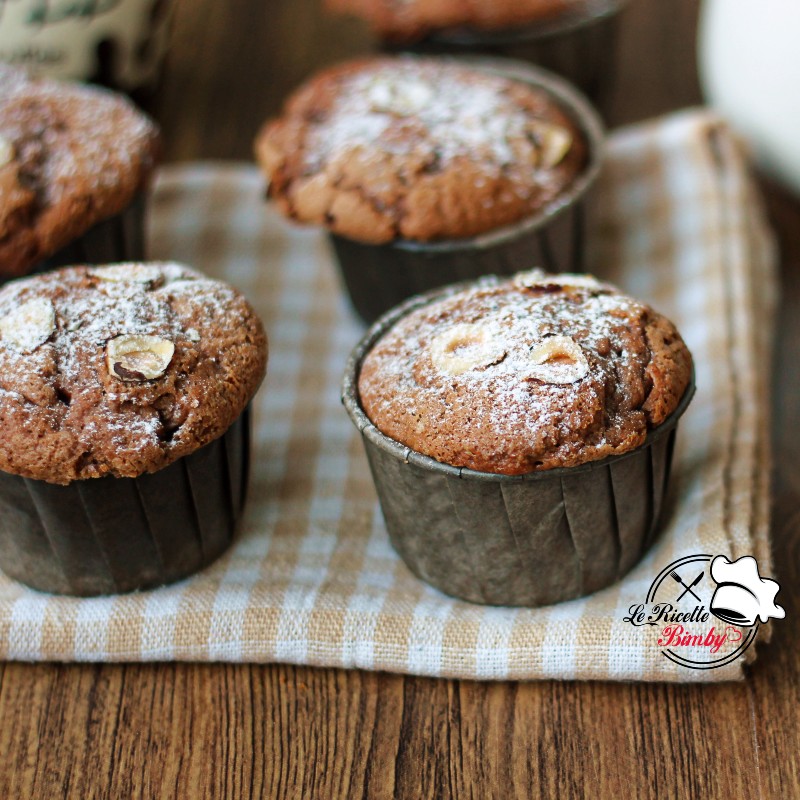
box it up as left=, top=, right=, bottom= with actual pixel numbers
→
left=0, top=297, right=56, bottom=353
left=0, top=262, right=265, bottom=483
left=358, top=271, right=671, bottom=474
left=305, top=60, right=572, bottom=174
left=0, top=63, right=157, bottom=215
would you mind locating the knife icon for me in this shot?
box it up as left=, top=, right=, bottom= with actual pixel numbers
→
left=674, top=571, right=704, bottom=603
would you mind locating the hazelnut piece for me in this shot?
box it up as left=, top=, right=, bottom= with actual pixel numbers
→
left=90, top=264, right=163, bottom=287
left=368, top=77, right=434, bottom=116
left=527, top=336, right=589, bottom=384
left=530, top=122, right=573, bottom=169
left=430, top=323, right=506, bottom=377
left=106, top=334, right=175, bottom=382
left=0, top=298, right=56, bottom=353
left=0, top=136, right=14, bottom=168
left=515, top=272, right=604, bottom=292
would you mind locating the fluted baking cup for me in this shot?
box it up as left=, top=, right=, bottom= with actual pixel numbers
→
left=342, top=288, right=695, bottom=607
left=34, top=193, right=148, bottom=276
left=385, top=0, right=630, bottom=109
left=0, top=407, right=251, bottom=597
left=329, top=59, right=604, bottom=325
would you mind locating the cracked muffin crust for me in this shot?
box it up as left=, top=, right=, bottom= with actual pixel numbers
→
left=255, top=57, right=588, bottom=244
left=358, top=270, right=693, bottom=475
left=0, top=64, right=160, bottom=279
left=326, top=0, right=574, bottom=42
left=0, top=263, right=268, bottom=484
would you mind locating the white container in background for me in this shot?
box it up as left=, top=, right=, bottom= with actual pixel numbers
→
left=699, top=0, right=800, bottom=194
left=0, top=0, right=173, bottom=92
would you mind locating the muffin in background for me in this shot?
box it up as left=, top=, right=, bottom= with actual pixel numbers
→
left=327, top=0, right=577, bottom=43
left=0, top=262, right=268, bottom=596
left=0, top=65, right=160, bottom=281
left=344, top=270, right=694, bottom=606
left=325, top=0, right=629, bottom=108
left=256, top=56, right=603, bottom=323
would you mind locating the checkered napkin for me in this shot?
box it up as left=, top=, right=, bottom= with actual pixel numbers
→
left=0, top=109, right=777, bottom=681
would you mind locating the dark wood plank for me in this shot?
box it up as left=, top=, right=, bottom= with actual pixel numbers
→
left=152, top=0, right=372, bottom=161
left=747, top=184, right=800, bottom=800
left=0, top=662, right=772, bottom=799
left=1, top=0, right=799, bottom=797
left=610, top=0, right=702, bottom=126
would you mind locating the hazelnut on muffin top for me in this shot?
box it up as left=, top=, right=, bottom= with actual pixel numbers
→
left=0, top=65, right=160, bottom=278
left=0, top=263, right=267, bottom=484
left=358, top=270, right=693, bottom=475
left=326, top=0, right=573, bottom=42
left=256, top=57, right=588, bottom=244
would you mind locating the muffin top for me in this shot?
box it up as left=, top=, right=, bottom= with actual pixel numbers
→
left=0, top=65, right=160, bottom=278
left=256, top=57, right=589, bottom=244
left=358, top=270, right=693, bottom=475
left=326, top=0, right=574, bottom=42
left=0, top=263, right=267, bottom=484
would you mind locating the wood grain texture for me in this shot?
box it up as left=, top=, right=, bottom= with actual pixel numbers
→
left=1, top=0, right=799, bottom=797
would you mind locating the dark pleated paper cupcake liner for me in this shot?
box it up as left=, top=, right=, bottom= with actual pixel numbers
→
left=328, top=58, right=605, bottom=326
left=384, top=0, right=630, bottom=110
left=0, top=407, right=251, bottom=597
left=342, top=288, right=695, bottom=608
left=33, top=193, right=148, bottom=276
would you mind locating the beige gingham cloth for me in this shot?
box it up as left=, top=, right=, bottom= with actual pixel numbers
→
left=0, top=110, right=777, bottom=681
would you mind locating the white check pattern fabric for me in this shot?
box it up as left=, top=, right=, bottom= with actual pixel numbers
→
left=0, top=110, right=777, bottom=681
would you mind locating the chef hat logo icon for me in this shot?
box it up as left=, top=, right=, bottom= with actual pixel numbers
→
left=709, top=555, right=785, bottom=627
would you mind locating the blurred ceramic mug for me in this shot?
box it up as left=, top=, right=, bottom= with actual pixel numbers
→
left=0, top=0, right=173, bottom=93
left=699, top=0, right=800, bottom=194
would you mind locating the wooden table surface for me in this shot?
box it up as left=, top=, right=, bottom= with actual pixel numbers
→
left=2, top=0, right=799, bottom=797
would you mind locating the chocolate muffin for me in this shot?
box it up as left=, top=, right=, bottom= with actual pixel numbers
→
left=0, top=65, right=160, bottom=280
left=0, top=262, right=267, bottom=596
left=258, top=57, right=587, bottom=243
left=359, top=270, right=692, bottom=474
left=256, top=56, right=603, bottom=323
left=343, top=270, right=694, bottom=606
left=325, top=0, right=629, bottom=110
left=326, top=0, right=574, bottom=43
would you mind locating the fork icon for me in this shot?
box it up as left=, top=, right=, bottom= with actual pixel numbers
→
left=670, top=570, right=703, bottom=602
